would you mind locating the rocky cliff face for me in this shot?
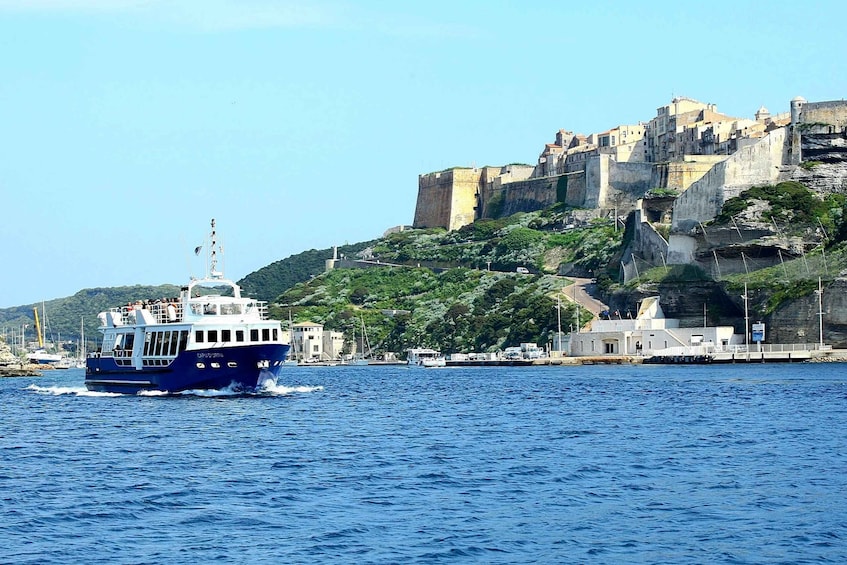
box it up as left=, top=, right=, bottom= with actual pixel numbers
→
left=768, top=277, right=847, bottom=347
left=789, top=129, right=847, bottom=194
left=791, top=161, right=847, bottom=195
left=605, top=278, right=847, bottom=348
left=606, top=282, right=746, bottom=332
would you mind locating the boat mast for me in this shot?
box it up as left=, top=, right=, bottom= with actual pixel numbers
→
left=209, top=218, right=221, bottom=278
left=33, top=307, right=44, bottom=348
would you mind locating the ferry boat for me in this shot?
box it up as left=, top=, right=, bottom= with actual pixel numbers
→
left=406, top=348, right=446, bottom=368
left=85, top=220, right=290, bottom=394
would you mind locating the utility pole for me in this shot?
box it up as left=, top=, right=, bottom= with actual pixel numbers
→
left=742, top=283, right=749, bottom=356
left=556, top=293, right=562, bottom=351
left=816, top=277, right=824, bottom=348
left=573, top=285, right=580, bottom=333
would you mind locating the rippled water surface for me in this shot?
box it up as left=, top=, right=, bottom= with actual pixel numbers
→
left=2, top=364, right=846, bottom=563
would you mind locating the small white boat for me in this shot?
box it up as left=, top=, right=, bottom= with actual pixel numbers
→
left=27, top=348, right=62, bottom=365
left=407, top=348, right=446, bottom=368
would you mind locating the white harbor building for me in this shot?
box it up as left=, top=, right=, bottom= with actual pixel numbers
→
left=568, top=296, right=744, bottom=357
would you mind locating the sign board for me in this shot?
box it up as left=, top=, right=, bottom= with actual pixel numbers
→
left=752, top=322, right=765, bottom=342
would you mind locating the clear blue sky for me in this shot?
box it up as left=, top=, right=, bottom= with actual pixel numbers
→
left=1, top=0, right=845, bottom=307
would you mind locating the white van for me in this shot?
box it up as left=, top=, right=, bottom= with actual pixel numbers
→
left=516, top=267, right=529, bottom=274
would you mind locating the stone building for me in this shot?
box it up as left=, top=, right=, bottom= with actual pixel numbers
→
left=291, top=321, right=323, bottom=361
left=644, top=97, right=754, bottom=162
left=290, top=321, right=344, bottom=362
left=411, top=95, right=846, bottom=234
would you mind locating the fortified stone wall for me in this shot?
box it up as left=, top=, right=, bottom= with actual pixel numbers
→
left=607, top=160, right=654, bottom=206
left=583, top=156, right=604, bottom=209
left=564, top=170, right=587, bottom=207
left=414, top=168, right=484, bottom=231
left=668, top=126, right=787, bottom=264
left=493, top=176, right=559, bottom=217
left=478, top=156, right=653, bottom=220
left=633, top=212, right=669, bottom=267
left=666, top=156, right=727, bottom=191
left=801, top=100, right=847, bottom=130
left=786, top=100, right=847, bottom=194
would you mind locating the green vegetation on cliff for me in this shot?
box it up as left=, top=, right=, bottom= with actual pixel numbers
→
left=270, top=209, right=624, bottom=355
left=714, top=181, right=847, bottom=236
left=630, top=180, right=847, bottom=318
left=372, top=209, right=623, bottom=277
left=239, top=241, right=377, bottom=302
left=273, top=266, right=588, bottom=355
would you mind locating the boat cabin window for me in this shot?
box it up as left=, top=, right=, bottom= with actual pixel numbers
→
left=207, top=330, right=218, bottom=343
left=195, top=330, right=204, bottom=343
left=159, top=333, right=171, bottom=356
left=191, top=304, right=204, bottom=316
left=191, top=282, right=235, bottom=298
left=273, top=328, right=278, bottom=341
left=220, top=303, right=242, bottom=315
left=250, top=329, right=259, bottom=342
left=222, top=329, right=231, bottom=342
left=112, top=333, right=134, bottom=354
left=262, top=328, right=270, bottom=341
left=236, top=330, right=245, bottom=342
left=204, top=303, right=217, bottom=315
left=143, top=330, right=189, bottom=357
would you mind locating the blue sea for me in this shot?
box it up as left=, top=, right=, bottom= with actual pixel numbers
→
left=1, top=364, right=846, bottom=564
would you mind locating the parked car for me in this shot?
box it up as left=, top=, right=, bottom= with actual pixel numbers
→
left=516, top=267, right=529, bottom=274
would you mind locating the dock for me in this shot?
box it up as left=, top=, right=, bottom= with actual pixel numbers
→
left=644, top=346, right=847, bottom=364
left=0, top=365, right=42, bottom=377
left=446, top=355, right=641, bottom=367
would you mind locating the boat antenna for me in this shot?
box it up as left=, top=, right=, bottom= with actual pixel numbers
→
left=209, top=218, right=222, bottom=278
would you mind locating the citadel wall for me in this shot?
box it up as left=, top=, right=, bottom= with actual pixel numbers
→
left=489, top=176, right=560, bottom=217
left=666, top=156, right=727, bottom=190
left=666, top=127, right=787, bottom=264
left=414, top=168, right=489, bottom=231
left=800, top=100, right=847, bottom=130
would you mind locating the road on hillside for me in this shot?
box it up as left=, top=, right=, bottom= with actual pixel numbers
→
left=561, top=277, right=608, bottom=316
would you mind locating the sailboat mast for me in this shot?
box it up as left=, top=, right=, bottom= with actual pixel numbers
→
left=33, top=306, right=44, bottom=348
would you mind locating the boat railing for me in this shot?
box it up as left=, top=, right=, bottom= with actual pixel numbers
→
left=720, top=343, right=825, bottom=354
left=104, top=298, right=270, bottom=325
left=112, top=303, right=185, bottom=325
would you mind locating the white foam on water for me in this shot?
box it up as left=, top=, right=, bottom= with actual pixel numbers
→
left=177, top=382, right=243, bottom=397
left=261, top=381, right=324, bottom=395
left=26, top=381, right=323, bottom=398
left=26, top=384, right=122, bottom=397
left=137, top=390, right=170, bottom=397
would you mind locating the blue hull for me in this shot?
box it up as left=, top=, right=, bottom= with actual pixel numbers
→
left=85, top=343, right=291, bottom=394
